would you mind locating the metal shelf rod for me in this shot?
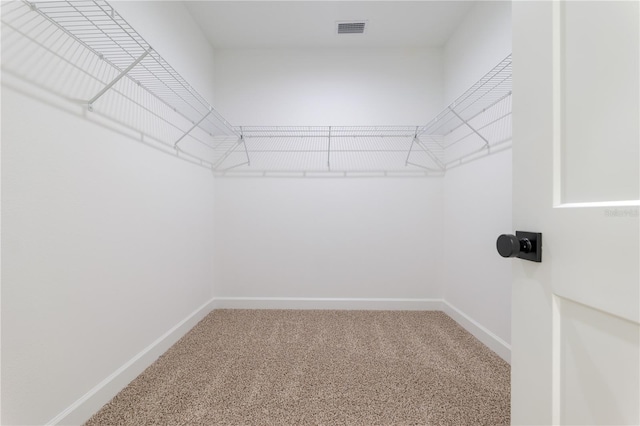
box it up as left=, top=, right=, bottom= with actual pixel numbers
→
left=448, top=106, right=490, bottom=148
left=88, top=47, right=151, bottom=108
left=174, top=108, right=213, bottom=148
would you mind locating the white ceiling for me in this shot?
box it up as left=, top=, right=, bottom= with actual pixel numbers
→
left=184, top=1, right=476, bottom=49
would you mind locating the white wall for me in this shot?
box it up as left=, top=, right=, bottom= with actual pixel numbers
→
left=441, top=1, right=512, bottom=360
left=213, top=48, right=442, bottom=125
left=1, top=2, right=217, bottom=424
left=213, top=177, right=443, bottom=306
left=442, top=150, right=512, bottom=348
left=211, top=46, right=445, bottom=306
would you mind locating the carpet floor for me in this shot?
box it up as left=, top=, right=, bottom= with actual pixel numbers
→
left=85, top=310, right=510, bottom=425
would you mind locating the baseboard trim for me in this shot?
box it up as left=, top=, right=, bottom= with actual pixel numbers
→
left=442, top=300, right=511, bottom=364
left=46, top=297, right=217, bottom=426
left=212, top=297, right=444, bottom=311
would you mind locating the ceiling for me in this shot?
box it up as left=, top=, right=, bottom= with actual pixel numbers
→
left=184, top=1, right=476, bottom=49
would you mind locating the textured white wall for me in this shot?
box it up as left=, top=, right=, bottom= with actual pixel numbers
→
left=213, top=47, right=442, bottom=126
left=213, top=177, right=443, bottom=300
left=1, top=2, right=217, bottom=424
left=441, top=1, right=513, bottom=351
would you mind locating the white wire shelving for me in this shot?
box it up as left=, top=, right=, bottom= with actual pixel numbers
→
left=1, top=0, right=238, bottom=169
left=214, top=56, right=512, bottom=176
left=418, top=55, right=513, bottom=169
left=1, top=0, right=512, bottom=177
left=212, top=126, right=444, bottom=177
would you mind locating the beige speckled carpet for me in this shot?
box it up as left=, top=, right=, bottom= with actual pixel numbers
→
left=86, top=310, right=510, bottom=425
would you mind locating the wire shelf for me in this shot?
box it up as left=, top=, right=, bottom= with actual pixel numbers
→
left=2, top=0, right=511, bottom=176
left=417, top=54, right=513, bottom=168
left=210, top=126, right=443, bottom=176
left=2, top=0, right=238, bottom=169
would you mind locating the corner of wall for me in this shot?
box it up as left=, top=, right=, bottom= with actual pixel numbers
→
left=439, top=0, right=513, bottom=364
left=442, top=300, right=511, bottom=363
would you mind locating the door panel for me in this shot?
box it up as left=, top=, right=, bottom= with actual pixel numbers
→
left=553, top=1, right=640, bottom=323
left=512, top=1, right=640, bottom=425
left=562, top=1, right=639, bottom=203
left=551, top=207, right=639, bottom=323
left=560, top=297, right=639, bottom=425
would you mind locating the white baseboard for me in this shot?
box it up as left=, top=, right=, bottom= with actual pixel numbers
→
left=47, top=298, right=217, bottom=426
left=212, top=297, right=444, bottom=311
left=442, top=300, right=511, bottom=364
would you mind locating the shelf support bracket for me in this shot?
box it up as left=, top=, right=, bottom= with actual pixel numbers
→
left=448, top=106, right=490, bottom=149
left=405, top=126, right=419, bottom=166
left=240, top=127, right=251, bottom=166
left=87, top=48, right=152, bottom=110
left=415, top=136, right=445, bottom=171
left=213, top=137, right=244, bottom=170
left=175, top=108, right=213, bottom=148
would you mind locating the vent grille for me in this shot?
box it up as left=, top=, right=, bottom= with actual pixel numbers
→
left=337, top=21, right=367, bottom=34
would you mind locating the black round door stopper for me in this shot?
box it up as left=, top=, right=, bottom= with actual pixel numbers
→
left=496, top=234, right=532, bottom=258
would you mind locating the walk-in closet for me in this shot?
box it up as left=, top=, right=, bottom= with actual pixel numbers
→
left=2, top=1, right=639, bottom=425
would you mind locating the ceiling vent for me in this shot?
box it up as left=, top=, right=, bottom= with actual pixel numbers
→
left=336, top=21, right=367, bottom=35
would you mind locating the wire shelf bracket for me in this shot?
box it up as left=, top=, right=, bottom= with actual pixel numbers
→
left=240, top=128, right=251, bottom=167
left=87, top=47, right=152, bottom=111
left=175, top=108, right=213, bottom=148
left=414, top=137, right=446, bottom=171
left=213, top=136, right=251, bottom=170
left=448, top=106, right=490, bottom=149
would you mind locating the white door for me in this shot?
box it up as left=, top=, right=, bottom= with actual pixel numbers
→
left=512, top=1, right=639, bottom=425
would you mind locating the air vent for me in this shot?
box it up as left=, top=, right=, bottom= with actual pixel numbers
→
left=336, top=21, right=367, bottom=35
